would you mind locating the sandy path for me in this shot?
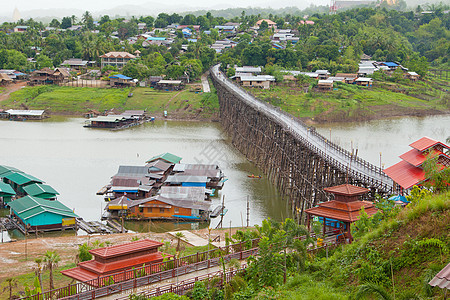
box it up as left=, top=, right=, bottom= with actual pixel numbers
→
left=0, top=82, right=27, bottom=102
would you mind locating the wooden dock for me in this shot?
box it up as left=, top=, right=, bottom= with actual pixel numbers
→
left=76, top=218, right=126, bottom=234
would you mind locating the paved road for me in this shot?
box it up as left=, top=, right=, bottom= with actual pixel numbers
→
left=211, top=65, right=393, bottom=192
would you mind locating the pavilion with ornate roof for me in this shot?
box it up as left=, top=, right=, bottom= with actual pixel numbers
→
left=383, top=137, right=450, bottom=194
left=62, top=239, right=171, bottom=286
left=305, top=183, right=378, bottom=244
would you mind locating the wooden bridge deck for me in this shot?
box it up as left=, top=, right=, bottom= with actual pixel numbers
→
left=211, top=65, right=393, bottom=194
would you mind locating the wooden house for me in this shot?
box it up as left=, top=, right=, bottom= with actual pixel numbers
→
left=335, top=73, right=358, bottom=84
left=8, top=196, right=78, bottom=233
left=61, top=239, right=170, bottom=285
left=315, top=70, right=330, bottom=79
left=109, top=74, right=135, bottom=87
left=355, top=77, right=373, bottom=87
left=317, top=80, right=333, bottom=91
left=0, top=73, right=13, bottom=86
left=61, top=58, right=89, bottom=70
left=406, top=71, right=420, bottom=82
left=384, top=137, right=450, bottom=194
left=240, top=75, right=275, bottom=89
left=305, top=184, right=377, bottom=244
left=172, top=164, right=225, bottom=190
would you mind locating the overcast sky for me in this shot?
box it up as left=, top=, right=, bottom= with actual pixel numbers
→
left=4, top=0, right=327, bottom=17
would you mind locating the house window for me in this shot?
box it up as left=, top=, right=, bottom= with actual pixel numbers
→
left=148, top=208, right=152, bottom=213
left=174, top=208, right=179, bottom=214
left=160, top=208, right=165, bottom=213
left=139, top=207, right=143, bottom=213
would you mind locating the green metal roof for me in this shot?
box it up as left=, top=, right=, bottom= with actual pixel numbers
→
left=4, top=172, right=44, bottom=185
left=0, top=165, right=23, bottom=176
left=0, top=182, right=16, bottom=195
left=8, top=196, right=78, bottom=220
left=146, top=153, right=182, bottom=164
left=23, top=183, right=59, bottom=198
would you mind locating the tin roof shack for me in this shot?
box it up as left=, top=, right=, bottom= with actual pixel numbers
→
left=84, top=115, right=135, bottom=129
left=5, top=109, right=47, bottom=120
left=406, top=71, right=420, bottom=82
left=3, top=171, right=44, bottom=196
left=315, top=70, right=330, bottom=79
left=109, top=74, right=135, bottom=87
left=172, top=163, right=225, bottom=190
left=317, top=80, right=333, bottom=91
left=165, top=175, right=208, bottom=188
left=235, top=66, right=262, bottom=75
left=335, top=73, right=358, bottom=84
left=0, top=182, right=16, bottom=206
left=8, top=196, right=78, bottom=233
left=240, top=75, right=275, bottom=89
left=0, top=73, right=13, bottom=86
left=355, top=77, right=373, bottom=87
left=155, top=80, right=184, bottom=91
left=29, top=68, right=69, bottom=85
left=305, top=184, right=377, bottom=244
left=384, top=137, right=450, bottom=194
left=61, top=239, right=170, bottom=285
left=137, top=191, right=211, bottom=221
left=23, top=183, right=59, bottom=200
left=61, top=58, right=89, bottom=70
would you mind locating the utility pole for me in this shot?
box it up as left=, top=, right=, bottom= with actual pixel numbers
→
left=220, top=195, right=225, bottom=229
left=246, top=196, right=249, bottom=227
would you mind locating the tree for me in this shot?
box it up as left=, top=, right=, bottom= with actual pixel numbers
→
left=259, top=20, right=269, bottom=31
left=61, top=17, right=72, bottom=29
left=49, top=19, right=60, bottom=28
left=82, top=11, right=94, bottom=30
left=1, top=278, right=18, bottom=300
left=36, top=54, right=53, bottom=69
left=43, top=251, right=60, bottom=291
left=174, top=232, right=185, bottom=253
left=33, top=258, right=44, bottom=291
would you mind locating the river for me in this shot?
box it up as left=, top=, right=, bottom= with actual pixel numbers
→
left=0, top=114, right=448, bottom=237
left=0, top=117, right=290, bottom=235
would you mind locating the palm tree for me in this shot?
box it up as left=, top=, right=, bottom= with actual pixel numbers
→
left=43, top=251, right=60, bottom=290
left=1, top=278, right=18, bottom=299
left=355, top=283, right=392, bottom=300
left=175, top=232, right=185, bottom=253
left=33, top=258, right=43, bottom=291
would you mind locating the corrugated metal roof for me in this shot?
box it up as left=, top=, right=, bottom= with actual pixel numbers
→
left=4, top=172, right=44, bottom=185
left=409, top=137, right=447, bottom=152
left=429, top=262, right=450, bottom=289
left=8, top=196, right=78, bottom=220
left=0, top=182, right=15, bottom=195
left=146, top=153, right=182, bottom=165
left=0, top=165, right=22, bottom=176
left=159, top=186, right=206, bottom=202
left=399, top=148, right=447, bottom=167
left=5, top=110, right=45, bottom=116
left=165, top=175, right=208, bottom=183
left=383, top=160, right=425, bottom=190
left=323, top=184, right=369, bottom=196
left=23, top=183, right=59, bottom=197
left=146, top=160, right=172, bottom=172
left=142, top=196, right=211, bottom=211
left=89, top=239, right=163, bottom=259
left=117, top=166, right=149, bottom=176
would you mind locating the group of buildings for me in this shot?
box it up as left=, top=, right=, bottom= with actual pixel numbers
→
left=98, top=153, right=226, bottom=222
left=0, top=165, right=78, bottom=233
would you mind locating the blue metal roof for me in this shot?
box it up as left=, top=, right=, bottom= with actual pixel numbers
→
left=109, top=74, right=132, bottom=80
left=383, top=62, right=398, bottom=67
left=147, top=37, right=166, bottom=41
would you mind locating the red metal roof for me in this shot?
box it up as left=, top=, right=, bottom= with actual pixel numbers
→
left=323, top=184, right=369, bottom=196
left=89, top=239, right=163, bottom=259
left=79, top=252, right=164, bottom=274
left=409, top=137, right=449, bottom=152
left=305, top=200, right=377, bottom=222
left=61, top=267, right=99, bottom=283
left=429, top=262, right=450, bottom=289
left=383, top=160, right=425, bottom=189
left=399, top=148, right=446, bottom=167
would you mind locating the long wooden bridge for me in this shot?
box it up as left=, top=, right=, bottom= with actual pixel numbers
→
left=210, top=65, right=394, bottom=221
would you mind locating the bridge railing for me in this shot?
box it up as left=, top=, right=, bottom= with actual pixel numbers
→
left=210, top=66, right=392, bottom=192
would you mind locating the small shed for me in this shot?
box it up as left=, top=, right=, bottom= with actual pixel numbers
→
left=0, top=73, right=13, bottom=86
left=317, top=80, right=333, bottom=91
left=155, top=80, right=184, bottom=91
left=355, top=77, right=373, bottom=87
left=8, top=196, right=78, bottom=232
left=109, top=74, right=135, bottom=87
left=406, top=71, right=420, bottom=82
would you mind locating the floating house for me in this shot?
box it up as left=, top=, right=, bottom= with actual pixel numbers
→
left=23, top=183, right=59, bottom=200
left=305, top=184, right=377, bottom=243
left=5, top=109, right=47, bottom=120
left=61, top=239, right=170, bottom=285
left=8, top=196, right=78, bottom=233
left=172, top=164, right=225, bottom=189
left=0, top=182, right=16, bottom=205
left=84, top=115, right=135, bottom=129
left=384, top=137, right=450, bottom=194
left=2, top=172, right=44, bottom=196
